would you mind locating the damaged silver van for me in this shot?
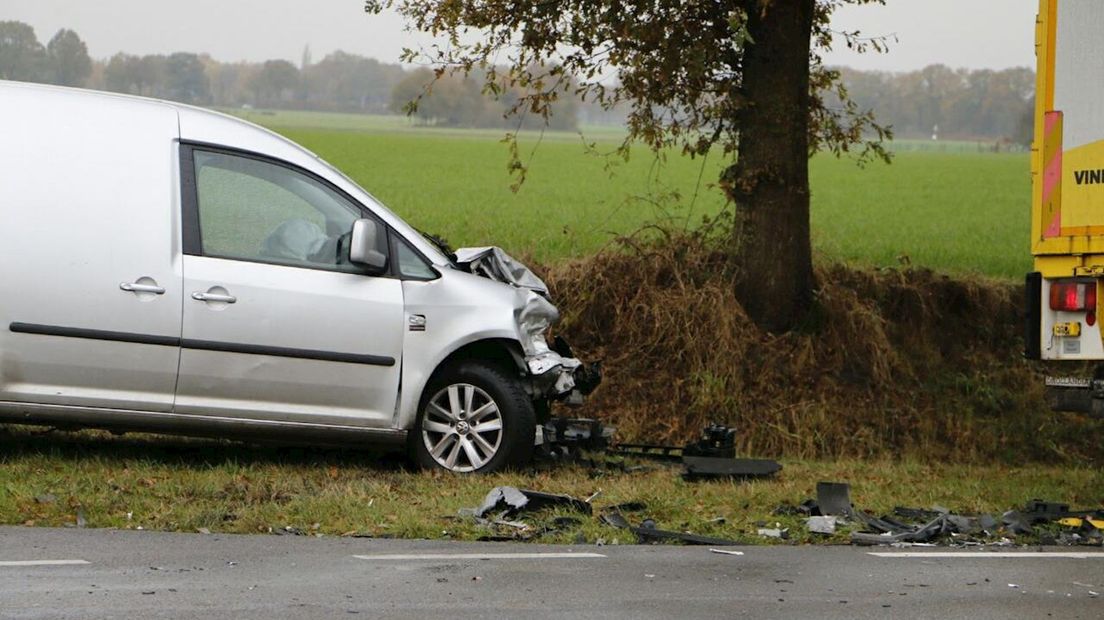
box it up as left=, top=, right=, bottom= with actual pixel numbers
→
left=0, top=82, right=598, bottom=473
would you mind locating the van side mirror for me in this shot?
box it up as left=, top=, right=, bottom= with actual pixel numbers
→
left=349, top=219, right=388, bottom=273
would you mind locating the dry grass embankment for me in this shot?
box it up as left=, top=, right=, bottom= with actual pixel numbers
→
left=546, top=231, right=1103, bottom=464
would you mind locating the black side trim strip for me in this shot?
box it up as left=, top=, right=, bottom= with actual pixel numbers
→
left=180, top=338, right=395, bottom=367
left=9, top=322, right=179, bottom=347
left=179, top=143, right=203, bottom=256
left=8, top=322, right=395, bottom=367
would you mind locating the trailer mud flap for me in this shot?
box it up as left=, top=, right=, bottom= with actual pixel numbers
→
left=1025, top=272, right=1042, bottom=360
left=1045, top=376, right=1104, bottom=417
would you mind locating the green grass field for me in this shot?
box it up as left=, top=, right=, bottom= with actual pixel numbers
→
left=228, top=109, right=1033, bottom=279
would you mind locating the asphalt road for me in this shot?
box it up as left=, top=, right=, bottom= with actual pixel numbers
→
left=0, top=527, right=1100, bottom=619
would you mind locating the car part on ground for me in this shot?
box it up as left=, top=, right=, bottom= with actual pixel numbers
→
left=607, top=423, right=782, bottom=481
left=816, top=482, right=855, bottom=516
left=681, top=456, right=783, bottom=481
left=599, top=511, right=741, bottom=546
left=806, top=516, right=838, bottom=535
left=777, top=483, right=1104, bottom=547
left=756, top=527, right=789, bottom=540
left=683, top=424, right=738, bottom=458
left=540, top=417, right=615, bottom=453
left=473, top=486, right=593, bottom=519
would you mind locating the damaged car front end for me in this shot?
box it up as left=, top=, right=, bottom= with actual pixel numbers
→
left=454, top=246, right=601, bottom=405
left=396, top=238, right=600, bottom=473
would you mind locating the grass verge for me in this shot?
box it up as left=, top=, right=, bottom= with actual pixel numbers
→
left=2, top=426, right=1100, bottom=544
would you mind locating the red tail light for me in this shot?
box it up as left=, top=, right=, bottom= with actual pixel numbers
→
left=1050, top=279, right=1097, bottom=312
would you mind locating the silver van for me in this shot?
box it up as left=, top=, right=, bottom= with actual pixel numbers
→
left=0, top=81, right=598, bottom=473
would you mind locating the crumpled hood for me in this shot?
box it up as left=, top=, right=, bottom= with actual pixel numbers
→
left=454, top=246, right=583, bottom=396
left=453, top=246, right=550, bottom=294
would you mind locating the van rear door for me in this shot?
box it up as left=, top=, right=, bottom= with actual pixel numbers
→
left=0, top=85, right=183, bottom=411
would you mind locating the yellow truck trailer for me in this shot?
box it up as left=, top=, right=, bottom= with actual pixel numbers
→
left=1029, top=0, right=1104, bottom=412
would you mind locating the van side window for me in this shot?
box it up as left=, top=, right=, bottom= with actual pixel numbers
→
left=191, top=150, right=383, bottom=273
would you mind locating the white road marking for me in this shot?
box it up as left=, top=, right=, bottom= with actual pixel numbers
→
left=869, top=552, right=1104, bottom=559
left=0, top=560, right=91, bottom=567
left=353, top=552, right=606, bottom=561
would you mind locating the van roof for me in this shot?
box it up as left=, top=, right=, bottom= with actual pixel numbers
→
left=0, top=80, right=452, bottom=267
left=0, top=80, right=317, bottom=160
left=1, top=79, right=181, bottom=114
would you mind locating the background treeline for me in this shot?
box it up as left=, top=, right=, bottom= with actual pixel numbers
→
left=837, top=65, right=1035, bottom=144
left=1, top=20, right=1034, bottom=139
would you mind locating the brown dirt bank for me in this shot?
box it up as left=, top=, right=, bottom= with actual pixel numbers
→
left=542, top=236, right=1104, bottom=464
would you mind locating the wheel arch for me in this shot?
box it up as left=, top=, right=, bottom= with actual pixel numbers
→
left=420, top=338, right=527, bottom=403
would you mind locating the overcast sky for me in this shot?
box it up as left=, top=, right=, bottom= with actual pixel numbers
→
left=4, top=0, right=1037, bottom=72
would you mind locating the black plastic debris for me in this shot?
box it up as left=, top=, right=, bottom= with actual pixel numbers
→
left=682, top=456, right=783, bottom=481
left=551, top=337, right=603, bottom=397
left=893, top=506, right=943, bottom=521
left=1000, top=498, right=1104, bottom=537
left=474, top=486, right=593, bottom=519
left=543, top=417, right=616, bottom=452
left=600, top=512, right=740, bottom=546
left=773, top=499, right=820, bottom=517
left=851, top=513, right=961, bottom=546
left=605, top=501, right=648, bottom=513
left=682, top=424, right=738, bottom=458
left=816, top=482, right=853, bottom=516
left=608, top=423, right=781, bottom=481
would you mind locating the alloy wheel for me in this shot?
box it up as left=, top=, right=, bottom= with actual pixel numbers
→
left=421, top=383, right=504, bottom=472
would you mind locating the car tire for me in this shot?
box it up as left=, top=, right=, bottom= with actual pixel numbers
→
left=410, top=360, right=535, bottom=473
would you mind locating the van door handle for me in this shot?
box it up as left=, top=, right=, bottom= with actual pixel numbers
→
left=191, top=291, right=237, bottom=304
left=120, top=281, right=166, bottom=295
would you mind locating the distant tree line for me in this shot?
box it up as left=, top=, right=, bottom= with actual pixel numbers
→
left=0, top=21, right=91, bottom=86
left=0, top=20, right=580, bottom=128
left=0, top=21, right=1035, bottom=139
left=390, top=67, right=579, bottom=131
left=836, top=65, right=1035, bottom=144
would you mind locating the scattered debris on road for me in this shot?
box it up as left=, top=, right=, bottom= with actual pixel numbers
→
left=681, top=456, right=783, bottom=481
left=601, top=511, right=741, bottom=546
left=774, top=483, right=1104, bottom=547
left=806, top=516, right=837, bottom=535
left=474, top=486, right=593, bottom=519
left=816, top=482, right=854, bottom=516
left=757, top=527, right=789, bottom=540
left=602, top=423, right=782, bottom=481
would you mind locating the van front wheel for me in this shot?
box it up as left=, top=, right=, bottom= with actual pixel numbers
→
left=411, top=361, right=535, bottom=473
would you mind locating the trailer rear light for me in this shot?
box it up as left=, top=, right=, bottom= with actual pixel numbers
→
left=1050, top=279, right=1097, bottom=312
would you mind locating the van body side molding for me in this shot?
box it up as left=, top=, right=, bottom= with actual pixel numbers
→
left=180, top=338, right=395, bottom=366
left=9, top=322, right=178, bottom=347
left=8, top=322, right=395, bottom=367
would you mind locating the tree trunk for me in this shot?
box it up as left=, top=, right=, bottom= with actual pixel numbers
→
left=727, top=0, right=815, bottom=333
